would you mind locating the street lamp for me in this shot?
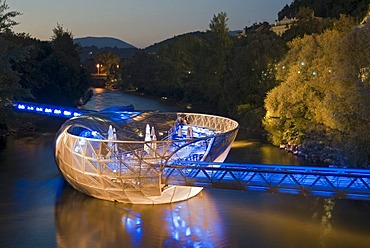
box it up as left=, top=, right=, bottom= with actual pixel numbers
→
left=96, top=64, right=100, bottom=75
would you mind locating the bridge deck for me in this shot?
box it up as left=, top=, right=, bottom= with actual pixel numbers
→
left=162, top=161, right=370, bottom=201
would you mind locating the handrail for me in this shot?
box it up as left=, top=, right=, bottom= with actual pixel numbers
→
left=163, top=161, right=370, bottom=201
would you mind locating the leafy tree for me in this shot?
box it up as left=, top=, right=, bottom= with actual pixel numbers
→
left=199, top=12, right=232, bottom=111
left=0, top=0, right=20, bottom=32
left=122, top=51, right=162, bottom=93
left=38, top=24, right=88, bottom=105
left=51, top=24, right=80, bottom=59
left=11, top=33, right=51, bottom=100
left=96, top=51, right=120, bottom=74
left=209, top=11, right=231, bottom=46
left=264, top=18, right=370, bottom=167
left=0, top=0, right=30, bottom=134
left=278, top=0, right=370, bottom=21
left=95, top=51, right=121, bottom=88
left=282, top=7, right=333, bottom=42
left=124, top=12, right=234, bottom=113
left=223, top=30, right=286, bottom=135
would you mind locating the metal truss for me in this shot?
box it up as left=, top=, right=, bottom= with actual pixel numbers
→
left=162, top=161, right=370, bottom=201
left=54, top=111, right=239, bottom=204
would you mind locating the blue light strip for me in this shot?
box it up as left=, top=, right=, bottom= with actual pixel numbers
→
left=13, top=101, right=92, bottom=118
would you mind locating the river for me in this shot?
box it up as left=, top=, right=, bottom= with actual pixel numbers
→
left=0, top=88, right=369, bottom=248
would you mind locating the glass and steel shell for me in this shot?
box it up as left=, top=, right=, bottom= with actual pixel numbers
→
left=54, top=110, right=239, bottom=204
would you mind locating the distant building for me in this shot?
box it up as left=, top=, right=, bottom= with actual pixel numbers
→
left=237, top=21, right=271, bottom=38
left=270, top=17, right=297, bottom=36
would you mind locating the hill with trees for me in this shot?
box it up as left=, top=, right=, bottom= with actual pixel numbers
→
left=74, top=36, right=136, bottom=49
left=120, top=5, right=370, bottom=167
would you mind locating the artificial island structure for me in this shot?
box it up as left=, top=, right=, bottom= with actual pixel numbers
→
left=15, top=102, right=370, bottom=202
left=51, top=106, right=239, bottom=204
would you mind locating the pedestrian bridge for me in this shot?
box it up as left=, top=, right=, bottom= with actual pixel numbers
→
left=163, top=161, right=370, bottom=201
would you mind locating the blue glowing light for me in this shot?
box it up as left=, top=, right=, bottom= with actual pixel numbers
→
left=174, top=231, right=180, bottom=241
left=14, top=101, right=86, bottom=119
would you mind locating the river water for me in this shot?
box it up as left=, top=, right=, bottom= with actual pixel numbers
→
left=0, top=88, right=369, bottom=248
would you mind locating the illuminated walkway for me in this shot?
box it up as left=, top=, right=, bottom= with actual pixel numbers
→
left=163, top=161, right=370, bottom=201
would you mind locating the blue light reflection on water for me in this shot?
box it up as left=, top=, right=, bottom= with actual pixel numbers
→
left=55, top=184, right=226, bottom=248
left=2, top=89, right=370, bottom=247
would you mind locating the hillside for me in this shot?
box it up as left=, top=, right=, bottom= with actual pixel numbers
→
left=74, top=36, right=136, bottom=49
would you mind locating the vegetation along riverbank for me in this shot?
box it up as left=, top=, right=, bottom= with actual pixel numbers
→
left=0, top=0, right=369, bottom=167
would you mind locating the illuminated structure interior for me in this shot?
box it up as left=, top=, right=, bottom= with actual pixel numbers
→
left=52, top=106, right=239, bottom=204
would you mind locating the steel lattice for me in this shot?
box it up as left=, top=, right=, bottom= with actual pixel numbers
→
left=163, top=161, right=370, bottom=200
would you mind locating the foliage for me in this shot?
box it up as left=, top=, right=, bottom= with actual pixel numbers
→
left=122, top=51, right=162, bottom=93
left=22, top=24, right=89, bottom=106
left=122, top=12, right=286, bottom=136
left=278, top=0, right=370, bottom=21
left=0, top=0, right=30, bottom=131
left=222, top=30, right=286, bottom=135
left=264, top=18, right=370, bottom=167
left=122, top=13, right=232, bottom=112
left=0, top=0, right=21, bottom=33
left=95, top=51, right=121, bottom=88
left=208, top=12, right=231, bottom=47
left=282, top=7, right=333, bottom=42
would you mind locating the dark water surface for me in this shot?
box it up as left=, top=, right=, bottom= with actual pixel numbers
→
left=1, top=88, right=370, bottom=248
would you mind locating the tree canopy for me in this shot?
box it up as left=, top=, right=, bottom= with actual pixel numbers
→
left=0, top=0, right=20, bottom=32
left=264, top=17, right=370, bottom=167
left=278, top=0, right=370, bottom=21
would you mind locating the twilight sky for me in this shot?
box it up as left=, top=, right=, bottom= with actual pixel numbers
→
left=11, top=0, right=292, bottom=48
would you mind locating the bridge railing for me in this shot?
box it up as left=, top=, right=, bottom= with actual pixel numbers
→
left=162, top=161, right=370, bottom=201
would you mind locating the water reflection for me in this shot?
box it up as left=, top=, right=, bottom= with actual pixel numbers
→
left=319, top=198, right=335, bottom=247
left=83, top=88, right=183, bottom=112
left=55, top=185, right=225, bottom=248
left=54, top=183, right=370, bottom=248
left=227, top=139, right=309, bottom=165
left=2, top=89, right=370, bottom=248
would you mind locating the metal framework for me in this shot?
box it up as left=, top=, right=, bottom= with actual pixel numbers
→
left=54, top=111, right=239, bottom=204
left=163, top=161, right=370, bottom=201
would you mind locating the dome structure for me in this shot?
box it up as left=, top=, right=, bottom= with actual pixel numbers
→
left=54, top=108, right=239, bottom=204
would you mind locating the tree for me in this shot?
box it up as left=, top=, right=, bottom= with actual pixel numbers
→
left=223, top=30, right=286, bottom=136
left=0, top=0, right=30, bottom=133
left=278, top=0, right=370, bottom=21
left=0, top=0, right=25, bottom=101
left=122, top=51, right=162, bottom=93
left=95, top=51, right=121, bottom=88
left=264, top=19, right=370, bottom=167
left=209, top=12, right=229, bottom=40
left=282, top=7, right=333, bottom=42
left=38, top=24, right=88, bottom=105
left=51, top=24, right=80, bottom=59
left=0, top=0, right=21, bottom=33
